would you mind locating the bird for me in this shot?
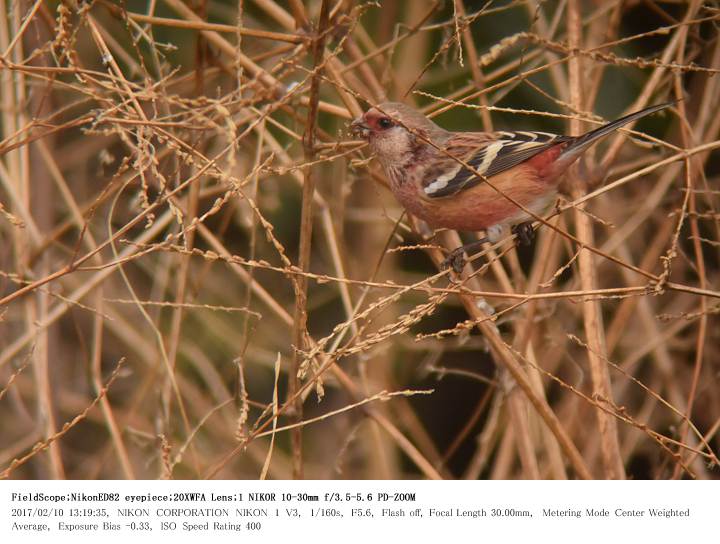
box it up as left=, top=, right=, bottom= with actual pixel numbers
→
left=350, top=101, right=673, bottom=272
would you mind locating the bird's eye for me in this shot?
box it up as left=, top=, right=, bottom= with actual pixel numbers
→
left=378, top=117, right=393, bottom=129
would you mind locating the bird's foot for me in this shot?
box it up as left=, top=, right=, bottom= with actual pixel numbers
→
left=441, top=238, right=488, bottom=273
left=512, top=222, right=535, bottom=246
left=441, top=247, right=468, bottom=274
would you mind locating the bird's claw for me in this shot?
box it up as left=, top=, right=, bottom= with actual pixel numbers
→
left=441, top=248, right=467, bottom=273
left=512, top=222, right=534, bottom=246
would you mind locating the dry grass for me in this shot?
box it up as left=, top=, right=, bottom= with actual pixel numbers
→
left=0, top=0, right=719, bottom=480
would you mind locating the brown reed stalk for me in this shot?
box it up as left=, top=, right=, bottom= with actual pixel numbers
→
left=0, top=0, right=718, bottom=481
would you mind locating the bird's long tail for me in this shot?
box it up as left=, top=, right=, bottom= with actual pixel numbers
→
left=558, top=101, right=675, bottom=163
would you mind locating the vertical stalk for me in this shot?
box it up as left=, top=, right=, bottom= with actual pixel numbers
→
left=671, top=0, right=705, bottom=479
left=289, top=0, right=330, bottom=480
left=566, top=0, right=624, bottom=480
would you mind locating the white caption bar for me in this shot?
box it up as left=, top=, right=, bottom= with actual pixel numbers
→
left=2, top=480, right=715, bottom=543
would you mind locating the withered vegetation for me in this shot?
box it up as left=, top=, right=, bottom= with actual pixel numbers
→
left=0, top=0, right=718, bottom=480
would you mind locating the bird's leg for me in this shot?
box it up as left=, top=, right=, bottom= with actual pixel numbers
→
left=441, top=237, right=489, bottom=273
left=511, top=222, right=535, bottom=246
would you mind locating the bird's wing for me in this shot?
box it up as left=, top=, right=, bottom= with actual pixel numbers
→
left=422, top=131, right=571, bottom=198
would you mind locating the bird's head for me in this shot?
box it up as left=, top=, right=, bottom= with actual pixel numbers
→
left=351, top=102, right=446, bottom=164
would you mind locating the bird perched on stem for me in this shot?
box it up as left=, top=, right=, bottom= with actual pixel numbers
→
left=351, top=101, right=673, bottom=272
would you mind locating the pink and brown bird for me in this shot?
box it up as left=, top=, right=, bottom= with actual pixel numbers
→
left=351, top=101, right=672, bottom=271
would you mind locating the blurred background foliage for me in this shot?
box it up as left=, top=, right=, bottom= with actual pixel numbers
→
left=0, top=0, right=718, bottom=480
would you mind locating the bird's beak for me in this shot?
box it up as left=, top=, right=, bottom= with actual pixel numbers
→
left=350, top=116, right=370, bottom=138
